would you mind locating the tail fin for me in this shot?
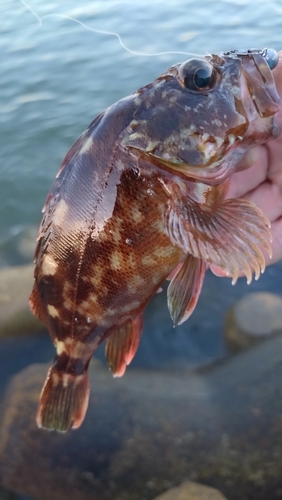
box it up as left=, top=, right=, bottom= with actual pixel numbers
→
left=36, top=367, right=90, bottom=432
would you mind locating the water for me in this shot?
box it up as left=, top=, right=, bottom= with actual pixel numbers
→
left=1, top=0, right=282, bottom=266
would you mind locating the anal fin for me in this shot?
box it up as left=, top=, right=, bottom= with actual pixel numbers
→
left=105, top=315, right=143, bottom=377
left=37, top=366, right=90, bottom=432
left=167, top=255, right=206, bottom=326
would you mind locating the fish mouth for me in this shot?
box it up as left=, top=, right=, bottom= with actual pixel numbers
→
left=238, top=54, right=282, bottom=148
left=240, top=53, right=282, bottom=118
left=161, top=52, right=282, bottom=185
left=157, top=150, right=242, bottom=185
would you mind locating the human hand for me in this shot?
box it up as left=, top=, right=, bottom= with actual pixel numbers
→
left=211, top=50, right=282, bottom=278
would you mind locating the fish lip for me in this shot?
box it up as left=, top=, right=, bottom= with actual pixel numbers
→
left=151, top=155, right=240, bottom=186
left=238, top=63, right=281, bottom=150
left=240, top=54, right=282, bottom=118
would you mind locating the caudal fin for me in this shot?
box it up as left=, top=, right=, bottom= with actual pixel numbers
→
left=36, top=367, right=90, bottom=432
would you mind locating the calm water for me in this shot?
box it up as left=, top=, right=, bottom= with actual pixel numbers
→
left=1, top=0, right=282, bottom=266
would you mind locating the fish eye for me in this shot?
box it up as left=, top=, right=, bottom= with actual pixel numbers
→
left=178, top=59, right=217, bottom=92
left=264, top=48, right=279, bottom=70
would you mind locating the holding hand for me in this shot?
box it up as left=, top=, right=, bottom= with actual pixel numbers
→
left=212, top=50, right=282, bottom=277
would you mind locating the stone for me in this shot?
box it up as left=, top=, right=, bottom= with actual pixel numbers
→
left=153, top=481, right=227, bottom=500
left=0, top=264, right=43, bottom=337
left=225, top=292, right=282, bottom=351
left=2, top=335, right=282, bottom=500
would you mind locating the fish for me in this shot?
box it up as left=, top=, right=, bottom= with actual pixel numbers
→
left=30, top=47, right=281, bottom=432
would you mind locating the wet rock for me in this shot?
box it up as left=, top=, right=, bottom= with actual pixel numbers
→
left=0, top=264, right=43, bottom=337
left=225, top=292, right=282, bottom=351
left=153, top=481, right=227, bottom=499
left=2, top=336, right=282, bottom=500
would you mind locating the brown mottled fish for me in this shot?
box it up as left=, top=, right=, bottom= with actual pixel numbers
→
left=30, top=48, right=281, bottom=432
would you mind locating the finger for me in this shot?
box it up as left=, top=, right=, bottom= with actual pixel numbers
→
left=235, top=147, right=261, bottom=172
left=267, top=51, right=282, bottom=184
left=210, top=264, right=230, bottom=279
left=268, top=216, right=282, bottom=265
left=210, top=216, right=282, bottom=279
left=227, top=146, right=268, bottom=198
left=243, top=180, right=282, bottom=222
left=266, top=133, right=282, bottom=185
left=229, top=53, right=282, bottom=195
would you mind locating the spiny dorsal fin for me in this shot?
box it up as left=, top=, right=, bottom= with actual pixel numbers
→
left=165, top=197, right=272, bottom=285
left=167, top=255, right=207, bottom=326
left=105, top=315, right=143, bottom=377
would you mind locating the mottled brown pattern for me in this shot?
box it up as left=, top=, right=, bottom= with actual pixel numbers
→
left=29, top=48, right=281, bottom=431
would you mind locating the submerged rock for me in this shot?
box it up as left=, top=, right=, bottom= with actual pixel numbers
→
left=153, top=481, right=227, bottom=499
left=225, top=292, right=282, bottom=351
left=1, top=336, right=282, bottom=500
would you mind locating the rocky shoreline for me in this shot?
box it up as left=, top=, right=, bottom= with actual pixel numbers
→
left=0, top=263, right=282, bottom=499
left=2, top=336, right=282, bottom=500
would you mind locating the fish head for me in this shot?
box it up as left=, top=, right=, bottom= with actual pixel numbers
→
left=122, top=48, right=281, bottom=184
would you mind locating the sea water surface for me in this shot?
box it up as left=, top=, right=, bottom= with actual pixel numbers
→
left=1, top=0, right=282, bottom=371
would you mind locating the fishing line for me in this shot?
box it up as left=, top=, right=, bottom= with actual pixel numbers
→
left=19, top=0, right=204, bottom=58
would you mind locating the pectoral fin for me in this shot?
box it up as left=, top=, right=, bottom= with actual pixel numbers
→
left=105, top=315, right=143, bottom=377
left=165, top=197, right=272, bottom=285
left=167, top=255, right=207, bottom=326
